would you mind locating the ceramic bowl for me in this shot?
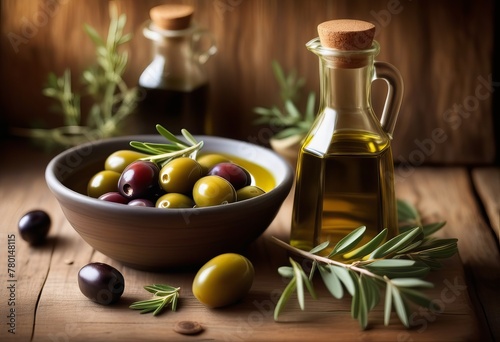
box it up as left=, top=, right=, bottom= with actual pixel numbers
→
left=45, top=135, right=294, bottom=271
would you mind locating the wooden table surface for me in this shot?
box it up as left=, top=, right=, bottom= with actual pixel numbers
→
left=0, top=139, right=498, bottom=342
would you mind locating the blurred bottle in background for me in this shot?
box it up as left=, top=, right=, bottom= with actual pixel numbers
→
left=136, top=4, right=216, bottom=135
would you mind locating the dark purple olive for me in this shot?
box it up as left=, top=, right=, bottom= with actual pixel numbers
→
left=98, top=192, right=129, bottom=204
left=208, top=163, right=251, bottom=190
left=78, top=262, right=125, bottom=305
left=18, top=210, right=51, bottom=245
left=118, top=160, right=160, bottom=200
left=128, top=198, right=154, bottom=207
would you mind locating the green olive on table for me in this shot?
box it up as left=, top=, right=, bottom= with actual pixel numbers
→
left=192, top=253, right=254, bottom=308
left=197, top=154, right=230, bottom=174
left=236, top=185, right=266, bottom=201
left=87, top=170, right=121, bottom=198
left=104, top=150, right=149, bottom=173
left=192, top=176, right=236, bottom=207
left=156, top=193, right=194, bottom=209
left=159, top=157, right=204, bottom=194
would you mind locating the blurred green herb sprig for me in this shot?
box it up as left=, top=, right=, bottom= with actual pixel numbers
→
left=12, top=3, right=138, bottom=148
left=253, top=61, right=316, bottom=140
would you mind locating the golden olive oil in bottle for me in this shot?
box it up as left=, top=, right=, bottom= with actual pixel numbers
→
left=290, top=20, right=404, bottom=257
left=291, top=129, right=398, bottom=254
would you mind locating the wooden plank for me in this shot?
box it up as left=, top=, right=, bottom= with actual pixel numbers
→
left=395, top=167, right=500, bottom=341
left=472, top=167, right=500, bottom=241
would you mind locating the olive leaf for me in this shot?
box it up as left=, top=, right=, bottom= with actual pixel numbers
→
left=422, top=221, right=447, bottom=237
left=390, top=278, right=434, bottom=288
left=333, top=266, right=356, bottom=296
left=309, top=240, right=330, bottom=255
left=318, top=264, right=343, bottom=299
left=399, top=288, right=434, bottom=310
left=362, top=275, right=381, bottom=311
left=365, top=259, right=430, bottom=279
left=369, top=227, right=423, bottom=259
left=290, top=258, right=316, bottom=310
left=389, top=283, right=409, bottom=327
left=278, top=266, right=294, bottom=278
left=328, top=226, right=366, bottom=257
left=397, top=199, right=420, bottom=224
left=343, top=228, right=388, bottom=260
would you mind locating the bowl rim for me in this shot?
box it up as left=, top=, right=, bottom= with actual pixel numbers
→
left=45, top=135, right=294, bottom=216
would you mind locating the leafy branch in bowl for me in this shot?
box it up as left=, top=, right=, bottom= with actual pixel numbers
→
left=130, top=124, right=204, bottom=167
left=11, top=3, right=138, bottom=148
left=272, top=199, right=458, bottom=330
left=253, top=61, right=316, bottom=140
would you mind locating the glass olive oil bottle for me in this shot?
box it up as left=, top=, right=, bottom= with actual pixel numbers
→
left=290, top=20, right=404, bottom=257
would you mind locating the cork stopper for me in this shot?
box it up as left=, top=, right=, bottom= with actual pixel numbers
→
left=317, top=19, right=375, bottom=51
left=150, top=4, right=194, bottom=30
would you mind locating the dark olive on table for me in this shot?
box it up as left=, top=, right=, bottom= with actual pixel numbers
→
left=128, top=198, right=155, bottom=207
left=98, top=192, right=129, bottom=204
left=18, top=210, right=51, bottom=245
left=78, top=262, right=125, bottom=305
left=118, top=160, right=160, bottom=200
left=208, top=162, right=251, bottom=190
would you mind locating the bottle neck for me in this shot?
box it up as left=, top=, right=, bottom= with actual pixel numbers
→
left=141, top=29, right=207, bottom=91
left=318, top=57, right=373, bottom=110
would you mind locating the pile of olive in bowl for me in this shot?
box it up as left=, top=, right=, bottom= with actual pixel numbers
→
left=45, top=134, right=293, bottom=271
left=89, top=151, right=266, bottom=209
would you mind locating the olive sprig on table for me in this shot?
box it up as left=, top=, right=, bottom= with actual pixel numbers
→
left=129, top=284, right=180, bottom=316
left=272, top=199, right=458, bottom=330
left=129, top=124, right=204, bottom=167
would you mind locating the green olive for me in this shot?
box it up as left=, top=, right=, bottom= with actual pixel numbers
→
left=159, top=157, right=204, bottom=194
left=192, top=253, right=254, bottom=308
left=192, top=176, right=236, bottom=207
left=197, top=154, right=230, bottom=174
left=156, top=193, right=194, bottom=209
left=236, top=185, right=266, bottom=201
left=104, top=150, right=149, bottom=173
left=87, top=170, right=121, bottom=198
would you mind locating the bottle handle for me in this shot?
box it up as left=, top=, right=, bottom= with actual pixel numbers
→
left=373, top=61, right=404, bottom=138
left=192, top=29, right=218, bottom=65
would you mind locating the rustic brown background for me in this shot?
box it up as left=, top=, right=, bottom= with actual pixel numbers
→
left=0, top=0, right=497, bottom=164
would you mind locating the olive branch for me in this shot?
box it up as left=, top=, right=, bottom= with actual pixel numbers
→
left=273, top=199, right=458, bottom=330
